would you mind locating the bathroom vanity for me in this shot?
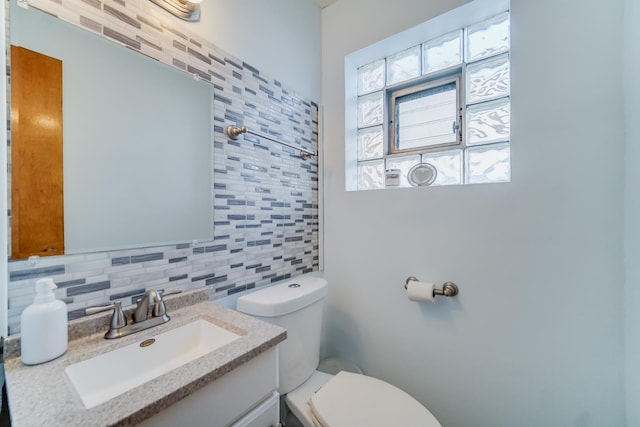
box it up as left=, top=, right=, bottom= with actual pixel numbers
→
left=3, top=289, right=286, bottom=426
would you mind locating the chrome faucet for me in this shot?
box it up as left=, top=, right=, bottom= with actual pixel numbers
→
left=132, top=289, right=162, bottom=323
left=86, top=289, right=181, bottom=339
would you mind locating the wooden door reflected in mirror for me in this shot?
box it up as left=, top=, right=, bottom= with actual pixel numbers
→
left=11, top=45, right=64, bottom=259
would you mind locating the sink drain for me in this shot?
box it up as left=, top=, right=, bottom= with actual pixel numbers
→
left=140, top=338, right=156, bottom=348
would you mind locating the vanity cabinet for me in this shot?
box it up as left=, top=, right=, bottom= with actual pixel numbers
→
left=230, top=391, right=280, bottom=427
left=138, top=347, right=279, bottom=427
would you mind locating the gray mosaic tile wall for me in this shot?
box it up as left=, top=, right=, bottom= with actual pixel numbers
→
left=6, top=0, right=319, bottom=334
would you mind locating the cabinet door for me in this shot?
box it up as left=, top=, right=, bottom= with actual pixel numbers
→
left=230, top=391, right=280, bottom=427
left=138, top=348, right=278, bottom=427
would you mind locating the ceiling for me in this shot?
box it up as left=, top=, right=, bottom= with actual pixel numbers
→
left=314, top=0, right=338, bottom=8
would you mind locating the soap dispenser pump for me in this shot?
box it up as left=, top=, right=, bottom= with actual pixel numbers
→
left=20, top=277, right=68, bottom=365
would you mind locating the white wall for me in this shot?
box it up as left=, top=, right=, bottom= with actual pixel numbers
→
left=321, top=0, right=626, bottom=426
left=625, top=0, right=640, bottom=424
left=190, top=0, right=321, bottom=102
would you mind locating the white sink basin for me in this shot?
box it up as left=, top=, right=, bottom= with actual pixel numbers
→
left=65, top=319, right=241, bottom=408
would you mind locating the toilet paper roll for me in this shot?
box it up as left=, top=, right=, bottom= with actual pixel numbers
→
left=406, top=281, right=435, bottom=302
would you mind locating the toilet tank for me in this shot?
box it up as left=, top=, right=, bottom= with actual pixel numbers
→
left=236, top=275, right=328, bottom=394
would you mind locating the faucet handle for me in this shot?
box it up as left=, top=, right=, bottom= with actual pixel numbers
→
left=85, top=300, right=127, bottom=329
left=109, top=301, right=127, bottom=329
left=152, top=289, right=182, bottom=317
left=159, top=289, right=182, bottom=298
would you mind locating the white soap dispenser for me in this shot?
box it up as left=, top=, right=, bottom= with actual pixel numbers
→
left=20, top=277, right=68, bottom=365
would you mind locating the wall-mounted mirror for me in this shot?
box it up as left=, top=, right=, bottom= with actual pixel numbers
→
left=9, top=2, right=215, bottom=259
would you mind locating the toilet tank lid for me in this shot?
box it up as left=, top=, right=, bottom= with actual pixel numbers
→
left=236, top=275, right=328, bottom=317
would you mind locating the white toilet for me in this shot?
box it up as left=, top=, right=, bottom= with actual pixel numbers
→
left=236, top=275, right=442, bottom=427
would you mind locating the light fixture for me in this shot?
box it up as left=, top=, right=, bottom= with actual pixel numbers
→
left=148, top=0, right=201, bottom=22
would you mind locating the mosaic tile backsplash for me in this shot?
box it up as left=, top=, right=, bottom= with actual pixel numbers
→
left=6, top=0, right=319, bottom=334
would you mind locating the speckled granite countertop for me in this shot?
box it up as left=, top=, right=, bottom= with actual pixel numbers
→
left=3, top=289, right=286, bottom=426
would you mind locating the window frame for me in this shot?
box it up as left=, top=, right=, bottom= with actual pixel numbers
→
left=387, top=70, right=464, bottom=157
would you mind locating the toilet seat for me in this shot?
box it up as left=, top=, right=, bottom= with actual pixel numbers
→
left=308, top=371, right=441, bottom=427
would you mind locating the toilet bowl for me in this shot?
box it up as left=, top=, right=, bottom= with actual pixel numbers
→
left=236, top=275, right=442, bottom=427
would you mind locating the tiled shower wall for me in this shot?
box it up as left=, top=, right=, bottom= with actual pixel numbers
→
left=6, top=0, right=319, bottom=334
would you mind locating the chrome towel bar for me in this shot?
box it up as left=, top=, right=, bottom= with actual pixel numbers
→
left=225, top=125, right=317, bottom=160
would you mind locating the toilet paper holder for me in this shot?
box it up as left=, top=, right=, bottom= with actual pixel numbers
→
left=404, top=276, right=459, bottom=298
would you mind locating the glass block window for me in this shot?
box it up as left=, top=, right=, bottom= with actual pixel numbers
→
left=465, top=54, right=510, bottom=104
left=465, top=13, right=510, bottom=62
left=422, top=150, right=463, bottom=186
left=358, top=59, right=385, bottom=96
left=358, top=126, right=384, bottom=160
left=358, top=91, right=384, bottom=128
left=423, top=30, right=462, bottom=74
left=465, top=143, right=510, bottom=184
left=466, top=97, right=510, bottom=146
left=353, top=11, right=511, bottom=190
left=387, top=46, right=421, bottom=85
left=358, top=160, right=385, bottom=190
